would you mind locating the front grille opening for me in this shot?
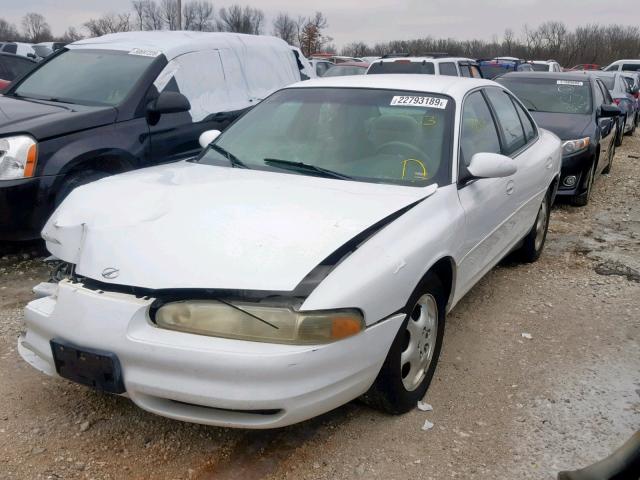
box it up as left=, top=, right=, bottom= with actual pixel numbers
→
left=169, top=399, right=282, bottom=416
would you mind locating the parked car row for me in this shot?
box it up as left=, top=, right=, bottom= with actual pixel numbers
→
left=5, top=31, right=637, bottom=430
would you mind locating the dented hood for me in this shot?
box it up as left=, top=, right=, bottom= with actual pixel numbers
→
left=43, top=162, right=435, bottom=291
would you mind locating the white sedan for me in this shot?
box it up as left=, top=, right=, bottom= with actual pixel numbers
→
left=19, top=75, right=561, bottom=428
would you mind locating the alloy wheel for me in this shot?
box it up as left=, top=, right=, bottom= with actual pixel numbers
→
left=534, top=196, right=549, bottom=252
left=401, top=294, right=438, bottom=391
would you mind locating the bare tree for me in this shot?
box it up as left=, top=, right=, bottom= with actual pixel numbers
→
left=161, top=0, right=180, bottom=30
left=61, top=26, right=83, bottom=42
left=0, top=18, right=21, bottom=41
left=132, top=0, right=147, bottom=30
left=217, top=5, right=264, bottom=34
left=22, top=13, right=52, bottom=42
left=502, top=28, right=515, bottom=55
left=184, top=1, right=215, bottom=31
left=298, top=12, right=329, bottom=56
left=84, top=13, right=131, bottom=37
left=272, top=13, right=296, bottom=45
left=144, top=1, right=165, bottom=30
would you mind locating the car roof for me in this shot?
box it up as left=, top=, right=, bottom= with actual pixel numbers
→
left=609, top=59, right=640, bottom=64
left=500, top=71, right=595, bottom=82
left=373, top=56, right=476, bottom=63
left=68, top=31, right=292, bottom=61
left=290, top=74, right=496, bottom=100
left=0, top=51, right=36, bottom=62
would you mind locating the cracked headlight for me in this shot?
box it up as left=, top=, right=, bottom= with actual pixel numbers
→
left=154, top=300, right=365, bottom=345
left=0, top=135, right=38, bottom=180
left=561, top=137, right=590, bottom=156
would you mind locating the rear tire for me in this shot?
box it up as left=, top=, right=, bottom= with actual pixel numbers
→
left=517, top=189, right=550, bottom=263
left=55, top=170, right=110, bottom=207
left=361, top=274, right=446, bottom=414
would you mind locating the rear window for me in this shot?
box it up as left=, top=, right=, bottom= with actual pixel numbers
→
left=622, top=64, right=640, bottom=72
left=530, top=63, right=549, bottom=72
left=368, top=61, right=435, bottom=75
left=2, top=44, right=17, bottom=54
left=478, top=61, right=515, bottom=79
left=496, top=77, right=592, bottom=114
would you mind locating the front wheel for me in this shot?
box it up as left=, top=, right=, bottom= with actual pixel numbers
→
left=361, top=274, right=446, bottom=414
left=571, top=163, right=594, bottom=207
left=518, top=190, right=550, bottom=262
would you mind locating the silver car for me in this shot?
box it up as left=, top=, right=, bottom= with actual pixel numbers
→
left=591, top=71, right=638, bottom=136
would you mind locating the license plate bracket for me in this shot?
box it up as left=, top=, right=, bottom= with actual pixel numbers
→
left=50, top=339, right=125, bottom=394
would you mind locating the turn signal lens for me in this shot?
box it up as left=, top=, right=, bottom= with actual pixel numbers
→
left=24, top=144, right=37, bottom=177
left=155, top=300, right=365, bottom=345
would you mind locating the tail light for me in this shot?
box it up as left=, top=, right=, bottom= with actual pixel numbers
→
left=634, top=92, right=639, bottom=99
left=613, top=98, right=621, bottom=105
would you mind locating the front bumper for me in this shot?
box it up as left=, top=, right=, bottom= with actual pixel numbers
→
left=556, top=149, right=593, bottom=197
left=0, top=175, right=64, bottom=241
left=19, top=280, right=403, bottom=428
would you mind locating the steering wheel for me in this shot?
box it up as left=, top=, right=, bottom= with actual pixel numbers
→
left=375, top=141, right=430, bottom=162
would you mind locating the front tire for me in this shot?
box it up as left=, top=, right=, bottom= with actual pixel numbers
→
left=518, top=189, right=550, bottom=263
left=362, top=274, right=446, bottom=414
left=570, top=162, right=594, bottom=207
left=55, top=170, right=110, bottom=207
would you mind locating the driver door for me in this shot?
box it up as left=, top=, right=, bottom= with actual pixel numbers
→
left=456, top=89, right=519, bottom=297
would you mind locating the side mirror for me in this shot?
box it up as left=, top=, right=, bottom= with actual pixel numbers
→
left=147, top=91, right=191, bottom=115
left=599, top=104, right=621, bottom=118
left=467, top=152, right=517, bottom=179
left=199, top=129, right=221, bottom=148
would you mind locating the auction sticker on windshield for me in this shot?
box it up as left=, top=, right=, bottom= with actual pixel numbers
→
left=557, top=80, right=583, bottom=86
left=390, top=96, right=448, bottom=109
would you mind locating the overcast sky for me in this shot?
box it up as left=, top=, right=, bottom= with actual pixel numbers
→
left=3, top=0, right=640, bottom=47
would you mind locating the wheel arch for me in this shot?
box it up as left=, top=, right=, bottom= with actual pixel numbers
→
left=420, top=256, right=457, bottom=313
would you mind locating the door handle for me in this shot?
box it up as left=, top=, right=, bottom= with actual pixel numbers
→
left=506, top=180, right=515, bottom=195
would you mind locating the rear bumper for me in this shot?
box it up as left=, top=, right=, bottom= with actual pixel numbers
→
left=0, top=175, right=63, bottom=241
left=19, top=280, right=403, bottom=428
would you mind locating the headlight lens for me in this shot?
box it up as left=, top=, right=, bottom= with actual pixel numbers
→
left=0, top=135, right=38, bottom=180
left=561, top=137, right=590, bottom=156
left=154, top=300, right=365, bottom=345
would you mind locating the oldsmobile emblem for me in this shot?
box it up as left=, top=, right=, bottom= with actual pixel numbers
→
left=101, top=267, right=120, bottom=279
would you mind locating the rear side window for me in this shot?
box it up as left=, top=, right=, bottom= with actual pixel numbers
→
left=469, top=65, right=482, bottom=78
left=439, top=62, right=458, bottom=76
left=485, top=88, right=526, bottom=155
left=460, top=91, right=501, bottom=167
left=459, top=64, right=471, bottom=77
left=512, top=98, right=537, bottom=142
left=622, top=64, right=640, bottom=72
left=2, top=44, right=17, bottom=54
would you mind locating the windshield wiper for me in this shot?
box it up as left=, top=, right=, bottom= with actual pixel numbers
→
left=211, top=144, right=248, bottom=169
left=264, top=158, right=353, bottom=180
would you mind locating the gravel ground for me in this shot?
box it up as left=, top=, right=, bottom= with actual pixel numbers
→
left=0, top=135, right=639, bottom=480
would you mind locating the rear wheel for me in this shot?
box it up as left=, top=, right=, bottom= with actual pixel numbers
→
left=362, top=274, right=446, bottom=414
left=517, top=189, right=550, bottom=262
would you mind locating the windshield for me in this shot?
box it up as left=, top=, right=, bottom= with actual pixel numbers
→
left=323, top=66, right=367, bottom=77
left=497, top=77, right=592, bottom=114
left=368, top=61, right=435, bottom=75
left=592, top=75, right=615, bottom=90
left=196, top=87, right=453, bottom=187
left=14, top=49, right=156, bottom=106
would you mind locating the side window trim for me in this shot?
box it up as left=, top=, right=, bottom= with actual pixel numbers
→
left=456, top=87, right=503, bottom=180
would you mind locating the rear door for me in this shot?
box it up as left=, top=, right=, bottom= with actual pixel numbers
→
left=147, top=50, right=244, bottom=164
left=593, top=79, right=616, bottom=170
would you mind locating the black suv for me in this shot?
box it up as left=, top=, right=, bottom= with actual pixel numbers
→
left=0, top=34, right=303, bottom=242
left=497, top=72, right=621, bottom=206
